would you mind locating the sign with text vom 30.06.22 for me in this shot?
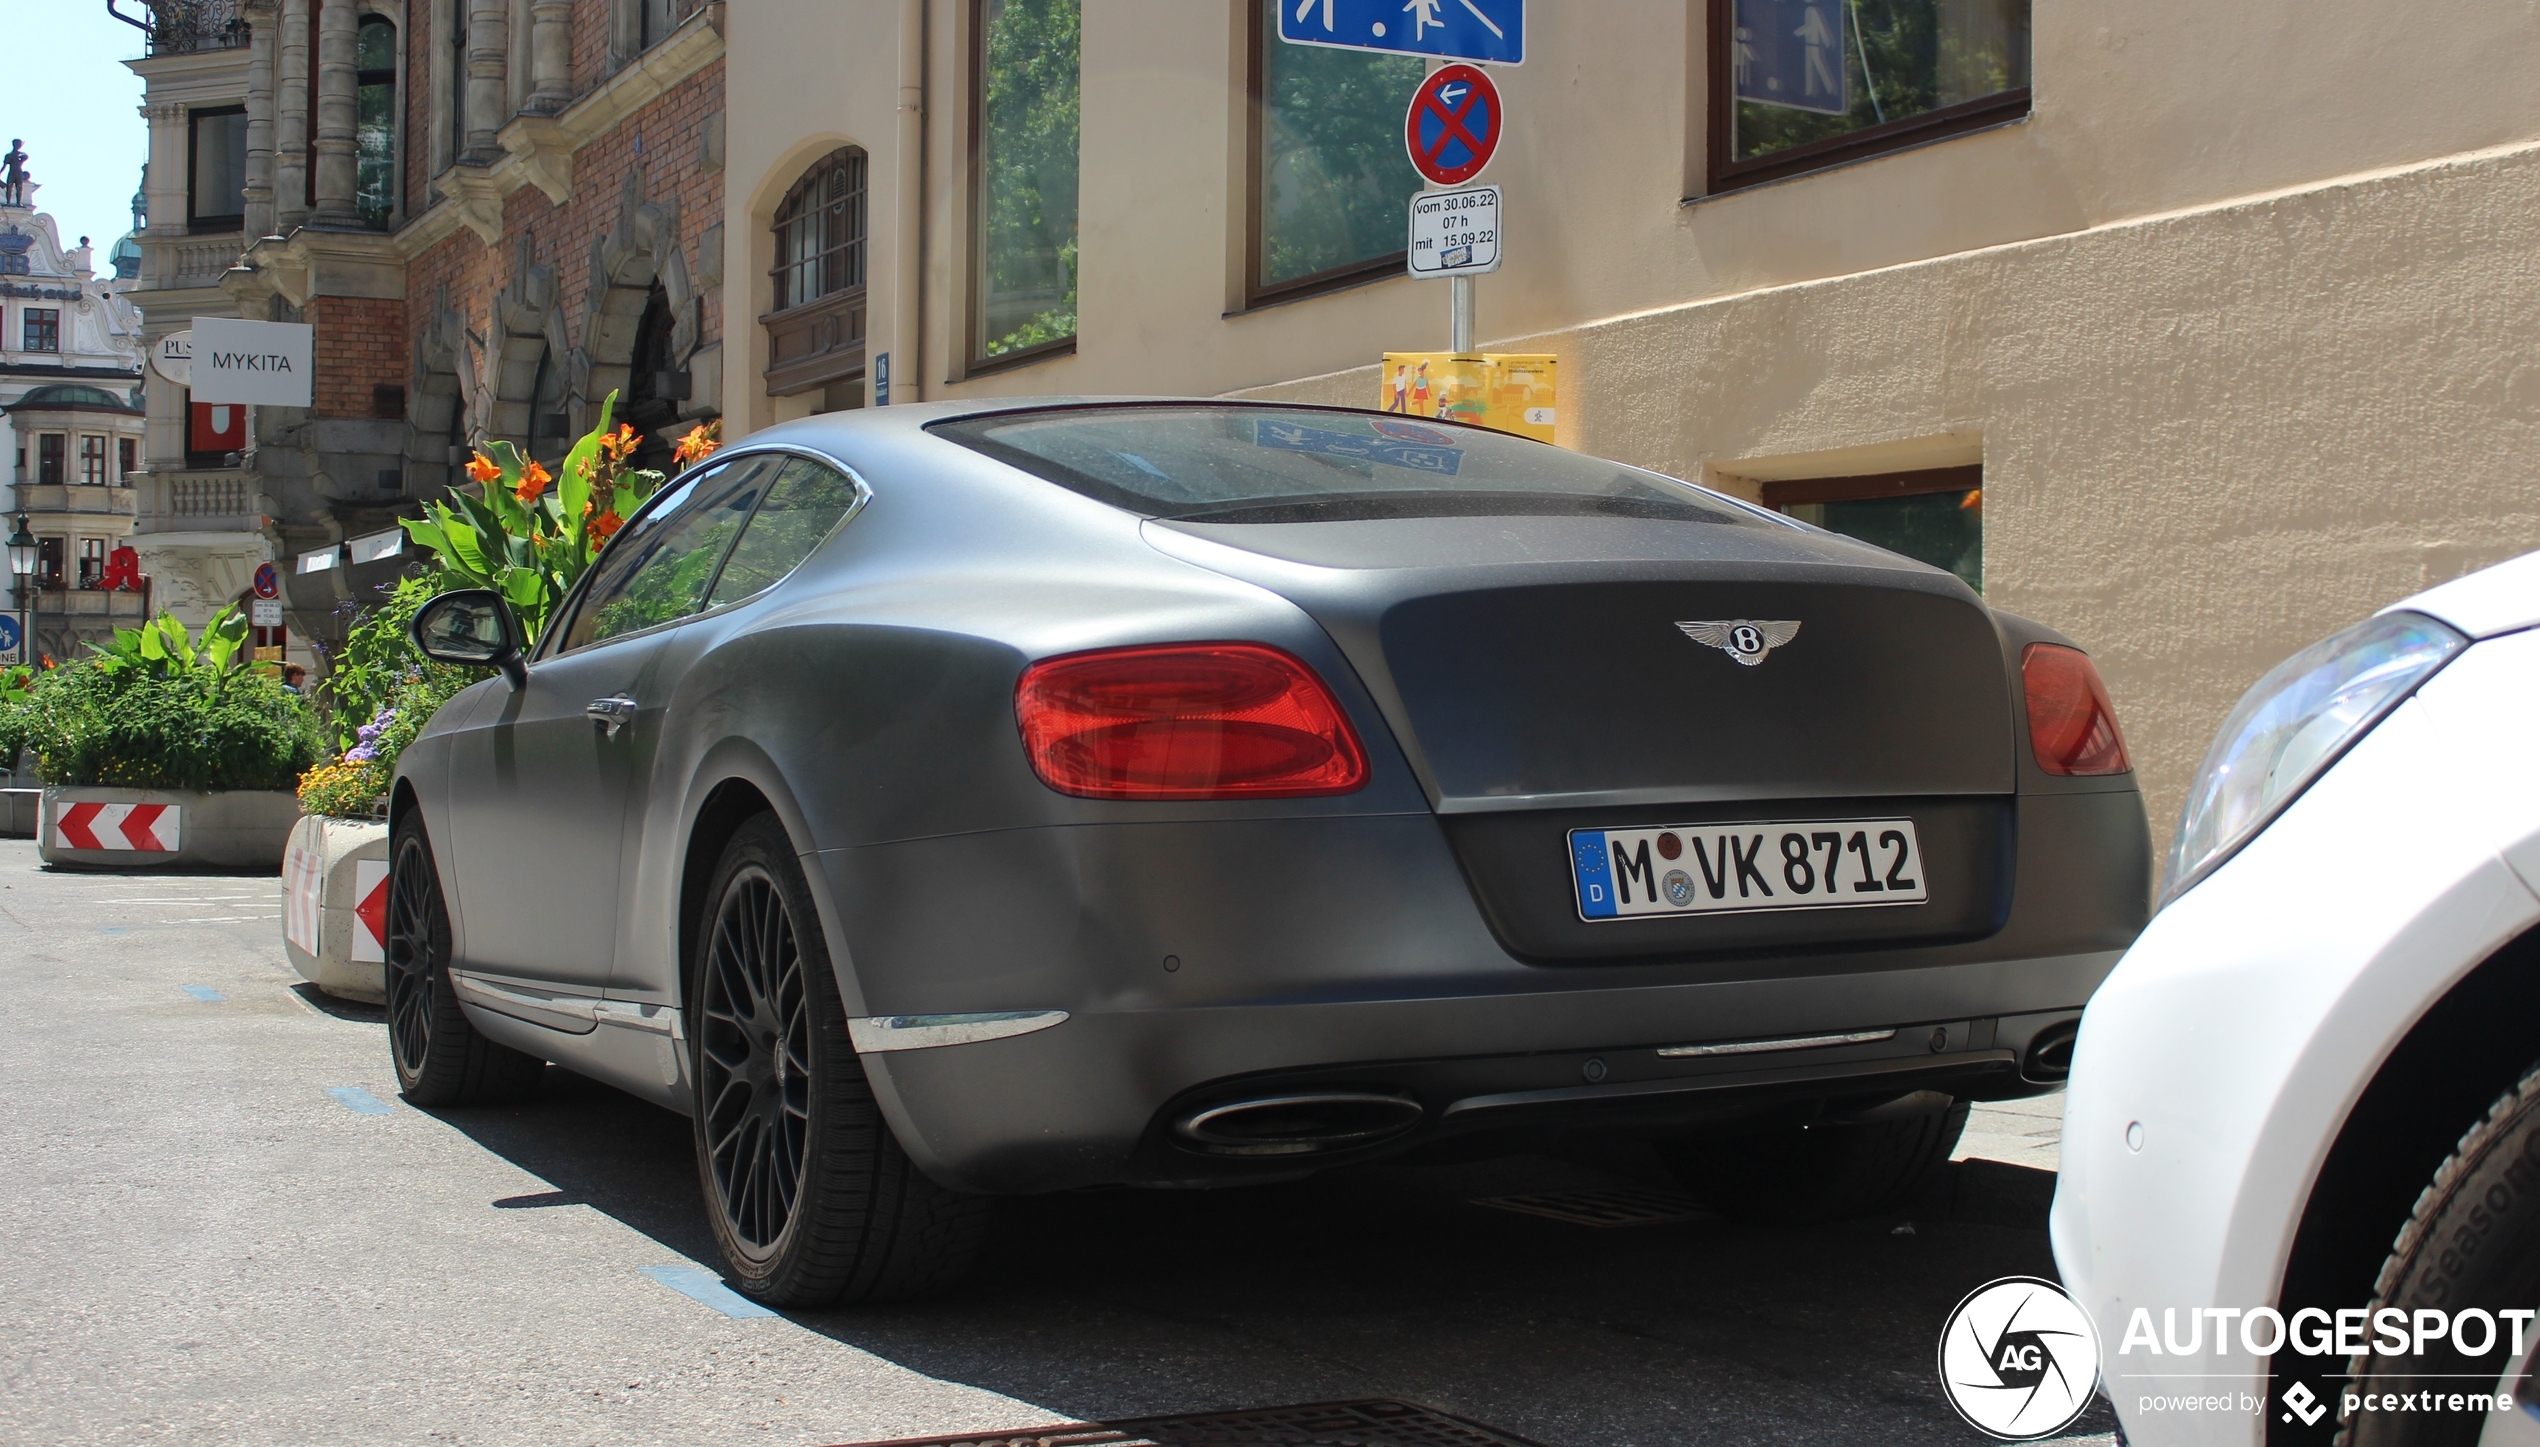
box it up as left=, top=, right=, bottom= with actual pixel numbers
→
left=188, top=316, right=315, bottom=408
left=1408, top=185, right=1500, bottom=278
left=1280, top=0, right=1523, bottom=65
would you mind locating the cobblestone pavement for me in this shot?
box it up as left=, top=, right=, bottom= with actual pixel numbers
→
left=0, top=840, right=2106, bottom=1447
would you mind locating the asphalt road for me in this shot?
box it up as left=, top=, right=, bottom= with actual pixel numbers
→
left=0, top=838, right=2112, bottom=1447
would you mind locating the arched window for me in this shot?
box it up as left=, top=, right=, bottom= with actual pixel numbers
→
left=355, top=16, right=397, bottom=227
left=771, top=148, right=867, bottom=312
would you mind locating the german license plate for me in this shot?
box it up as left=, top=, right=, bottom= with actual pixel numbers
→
left=1569, top=818, right=1928, bottom=921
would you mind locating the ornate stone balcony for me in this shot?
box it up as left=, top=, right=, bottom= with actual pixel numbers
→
left=134, top=468, right=264, bottom=536
left=139, top=231, right=247, bottom=293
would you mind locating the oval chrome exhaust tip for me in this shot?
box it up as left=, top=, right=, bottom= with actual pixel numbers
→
left=2023, top=1021, right=2079, bottom=1083
left=1172, top=1092, right=1424, bottom=1156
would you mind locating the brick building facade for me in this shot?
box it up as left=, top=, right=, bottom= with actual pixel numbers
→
left=125, top=0, right=725, bottom=669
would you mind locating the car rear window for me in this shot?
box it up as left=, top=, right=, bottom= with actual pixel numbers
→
left=928, top=406, right=1767, bottom=526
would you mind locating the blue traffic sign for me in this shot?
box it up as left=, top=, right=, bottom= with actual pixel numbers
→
left=1279, top=0, right=1524, bottom=66
left=0, top=615, right=20, bottom=662
left=1733, top=0, right=1850, bottom=116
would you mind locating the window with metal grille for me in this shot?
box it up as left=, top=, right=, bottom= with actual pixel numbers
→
left=771, top=148, right=868, bottom=312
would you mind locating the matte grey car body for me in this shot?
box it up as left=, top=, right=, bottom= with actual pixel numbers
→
left=394, top=400, right=2149, bottom=1196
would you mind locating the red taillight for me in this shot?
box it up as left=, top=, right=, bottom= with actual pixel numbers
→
left=2022, top=643, right=2131, bottom=776
left=1015, top=642, right=1372, bottom=799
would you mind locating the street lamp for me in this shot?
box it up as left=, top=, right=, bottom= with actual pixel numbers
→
left=6, top=513, right=36, bottom=668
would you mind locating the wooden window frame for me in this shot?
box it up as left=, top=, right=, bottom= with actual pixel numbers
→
left=21, top=307, right=60, bottom=353
left=1756, top=464, right=1981, bottom=511
left=763, top=148, right=872, bottom=398
left=965, top=0, right=1078, bottom=378
left=1242, top=0, right=1408, bottom=311
left=1703, top=0, right=2029, bottom=197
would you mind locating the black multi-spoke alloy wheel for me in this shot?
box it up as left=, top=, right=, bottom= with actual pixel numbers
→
left=693, top=813, right=990, bottom=1306
left=385, top=811, right=546, bottom=1106
left=1660, top=1098, right=1970, bottom=1224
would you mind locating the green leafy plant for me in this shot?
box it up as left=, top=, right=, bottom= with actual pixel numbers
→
left=316, top=574, right=476, bottom=755
left=91, top=604, right=252, bottom=680
left=0, top=608, right=320, bottom=792
left=400, top=391, right=677, bottom=645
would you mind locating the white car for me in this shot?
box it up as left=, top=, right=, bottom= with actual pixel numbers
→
left=2053, top=551, right=2540, bottom=1447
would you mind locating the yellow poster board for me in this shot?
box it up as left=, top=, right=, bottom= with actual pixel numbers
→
left=1377, top=353, right=1556, bottom=443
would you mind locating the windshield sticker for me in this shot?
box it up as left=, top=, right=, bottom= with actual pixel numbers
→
left=1253, top=418, right=1463, bottom=475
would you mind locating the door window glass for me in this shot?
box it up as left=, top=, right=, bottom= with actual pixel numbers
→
left=706, top=458, right=863, bottom=608
left=559, top=456, right=779, bottom=652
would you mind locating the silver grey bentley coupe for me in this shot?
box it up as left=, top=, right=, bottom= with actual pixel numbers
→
left=392, top=400, right=2148, bottom=1306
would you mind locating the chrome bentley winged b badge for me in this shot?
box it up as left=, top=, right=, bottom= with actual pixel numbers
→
left=1677, top=619, right=1801, bottom=666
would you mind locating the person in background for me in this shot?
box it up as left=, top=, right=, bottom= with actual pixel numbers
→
left=281, top=663, right=306, bottom=694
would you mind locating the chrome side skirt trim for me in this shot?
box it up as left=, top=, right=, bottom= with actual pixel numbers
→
left=1655, top=1028, right=1897, bottom=1058
left=847, top=1010, right=1069, bottom=1053
left=591, top=999, right=684, bottom=1038
left=448, top=970, right=601, bottom=1035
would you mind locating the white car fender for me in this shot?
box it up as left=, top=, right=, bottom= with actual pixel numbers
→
left=2056, top=637, right=2540, bottom=1442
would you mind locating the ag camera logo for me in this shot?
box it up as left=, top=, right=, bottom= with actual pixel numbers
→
left=1940, top=1276, right=2103, bottom=1440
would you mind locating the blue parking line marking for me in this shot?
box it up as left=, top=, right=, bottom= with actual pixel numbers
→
left=182, top=985, right=226, bottom=1002
left=98, top=927, right=129, bottom=935
left=326, top=1086, right=396, bottom=1115
left=638, top=1265, right=778, bottom=1319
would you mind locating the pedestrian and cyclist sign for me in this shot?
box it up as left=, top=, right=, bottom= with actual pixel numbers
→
left=1405, top=63, right=1502, bottom=187
left=1279, top=0, right=1524, bottom=65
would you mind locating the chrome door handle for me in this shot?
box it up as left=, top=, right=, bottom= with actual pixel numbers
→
left=586, top=695, right=638, bottom=736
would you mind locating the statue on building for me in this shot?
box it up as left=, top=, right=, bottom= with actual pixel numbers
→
left=1, top=140, right=29, bottom=209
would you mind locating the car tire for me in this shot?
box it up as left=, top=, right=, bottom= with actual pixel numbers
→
left=1660, top=1099, right=1970, bottom=1225
left=2338, top=1063, right=2540, bottom=1447
left=691, top=813, right=990, bottom=1307
left=384, top=812, right=547, bottom=1107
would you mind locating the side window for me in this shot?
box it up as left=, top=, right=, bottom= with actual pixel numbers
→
left=705, top=458, right=864, bottom=609
left=558, top=457, right=777, bottom=652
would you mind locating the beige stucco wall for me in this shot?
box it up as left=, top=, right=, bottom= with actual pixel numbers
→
left=721, top=0, right=2540, bottom=844
left=1247, top=140, right=2540, bottom=842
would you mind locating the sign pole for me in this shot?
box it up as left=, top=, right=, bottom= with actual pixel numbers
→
left=1451, top=274, right=1475, bottom=355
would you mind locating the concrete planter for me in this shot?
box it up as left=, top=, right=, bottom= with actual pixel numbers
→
left=37, top=785, right=302, bottom=870
left=282, top=814, right=392, bottom=1003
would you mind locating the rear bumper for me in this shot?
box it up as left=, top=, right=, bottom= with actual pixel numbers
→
left=863, top=979, right=2106, bottom=1192
left=814, top=788, right=2145, bottom=1193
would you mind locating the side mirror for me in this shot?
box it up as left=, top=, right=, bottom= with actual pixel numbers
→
left=411, top=588, right=527, bottom=691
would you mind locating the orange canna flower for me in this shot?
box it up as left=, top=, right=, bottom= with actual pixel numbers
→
left=464, top=452, right=502, bottom=485
left=598, top=424, right=640, bottom=463
left=673, top=420, right=721, bottom=467
left=587, top=508, right=623, bottom=544
left=514, top=459, right=553, bottom=502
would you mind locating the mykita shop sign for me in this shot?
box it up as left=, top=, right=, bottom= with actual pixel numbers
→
left=189, top=316, right=315, bottom=408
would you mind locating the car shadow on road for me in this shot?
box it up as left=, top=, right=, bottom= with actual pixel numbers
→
left=420, top=1065, right=722, bottom=1266
left=425, top=1061, right=2103, bottom=1447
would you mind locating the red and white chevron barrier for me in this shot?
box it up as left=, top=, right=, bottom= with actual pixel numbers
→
left=54, top=802, right=182, bottom=853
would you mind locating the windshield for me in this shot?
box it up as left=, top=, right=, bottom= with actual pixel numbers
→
left=929, top=406, right=1767, bottom=526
